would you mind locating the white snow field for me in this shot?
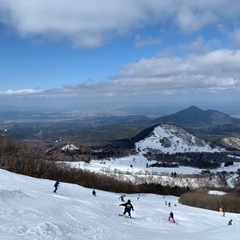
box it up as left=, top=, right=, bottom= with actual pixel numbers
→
left=0, top=169, right=239, bottom=240
left=67, top=154, right=240, bottom=189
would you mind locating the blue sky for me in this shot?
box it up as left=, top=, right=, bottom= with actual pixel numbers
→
left=0, top=0, right=240, bottom=115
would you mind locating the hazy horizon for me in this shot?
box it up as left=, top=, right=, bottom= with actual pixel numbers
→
left=0, top=103, right=239, bottom=118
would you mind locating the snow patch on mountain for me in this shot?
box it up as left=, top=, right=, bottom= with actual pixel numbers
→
left=208, top=190, right=226, bottom=196
left=61, top=144, right=79, bottom=151
left=220, top=136, right=240, bottom=150
left=135, top=124, right=225, bottom=154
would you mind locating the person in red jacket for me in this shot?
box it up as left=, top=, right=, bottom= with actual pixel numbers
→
left=119, top=199, right=134, bottom=218
left=168, top=211, right=175, bottom=223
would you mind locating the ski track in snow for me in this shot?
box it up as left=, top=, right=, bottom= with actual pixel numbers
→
left=0, top=169, right=239, bottom=239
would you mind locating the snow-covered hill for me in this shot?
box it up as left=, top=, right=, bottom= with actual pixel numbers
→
left=0, top=169, right=239, bottom=240
left=220, top=136, right=240, bottom=150
left=135, top=124, right=225, bottom=154
left=66, top=124, right=240, bottom=188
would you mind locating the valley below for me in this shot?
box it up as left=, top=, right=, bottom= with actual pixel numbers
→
left=1, top=106, right=240, bottom=190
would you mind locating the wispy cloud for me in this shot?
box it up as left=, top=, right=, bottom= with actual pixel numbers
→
left=0, top=89, right=44, bottom=95
left=176, top=7, right=217, bottom=33
left=134, top=35, right=161, bottom=47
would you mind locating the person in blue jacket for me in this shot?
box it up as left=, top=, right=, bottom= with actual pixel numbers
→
left=119, top=194, right=126, bottom=202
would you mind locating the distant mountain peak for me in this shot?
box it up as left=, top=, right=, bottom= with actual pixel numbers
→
left=155, top=106, right=240, bottom=126
left=185, top=105, right=201, bottom=111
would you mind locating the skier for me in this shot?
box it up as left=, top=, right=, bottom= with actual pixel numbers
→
left=119, top=199, right=134, bottom=218
left=119, top=194, right=126, bottom=202
left=53, top=181, right=60, bottom=193
left=92, top=190, right=96, bottom=196
left=228, top=219, right=233, bottom=225
left=168, top=211, right=175, bottom=223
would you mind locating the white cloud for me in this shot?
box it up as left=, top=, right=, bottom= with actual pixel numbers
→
left=0, top=0, right=239, bottom=47
left=1, top=50, right=239, bottom=100
left=114, top=49, right=240, bottom=93
left=119, top=49, right=240, bottom=76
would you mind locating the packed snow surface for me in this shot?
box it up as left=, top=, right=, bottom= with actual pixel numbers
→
left=0, top=169, right=239, bottom=240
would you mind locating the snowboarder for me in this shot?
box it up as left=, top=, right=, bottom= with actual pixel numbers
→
left=168, top=202, right=171, bottom=207
left=119, top=199, right=134, bottom=218
left=92, top=190, right=96, bottom=196
left=168, top=211, right=175, bottom=223
left=53, top=181, right=60, bottom=193
left=228, top=219, right=233, bottom=225
left=119, top=194, right=126, bottom=202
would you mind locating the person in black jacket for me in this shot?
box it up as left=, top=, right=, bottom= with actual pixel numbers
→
left=228, top=219, right=233, bottom=225
left=53, top=181, right=60, bottom=193
left=119, top=199, right=134, bottom=218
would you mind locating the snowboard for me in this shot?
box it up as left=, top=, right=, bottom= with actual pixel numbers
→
left=118, top=214, right=135, bottom=219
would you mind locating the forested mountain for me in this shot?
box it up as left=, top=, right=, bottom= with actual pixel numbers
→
left=154, top=106, right=240, bottom=126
